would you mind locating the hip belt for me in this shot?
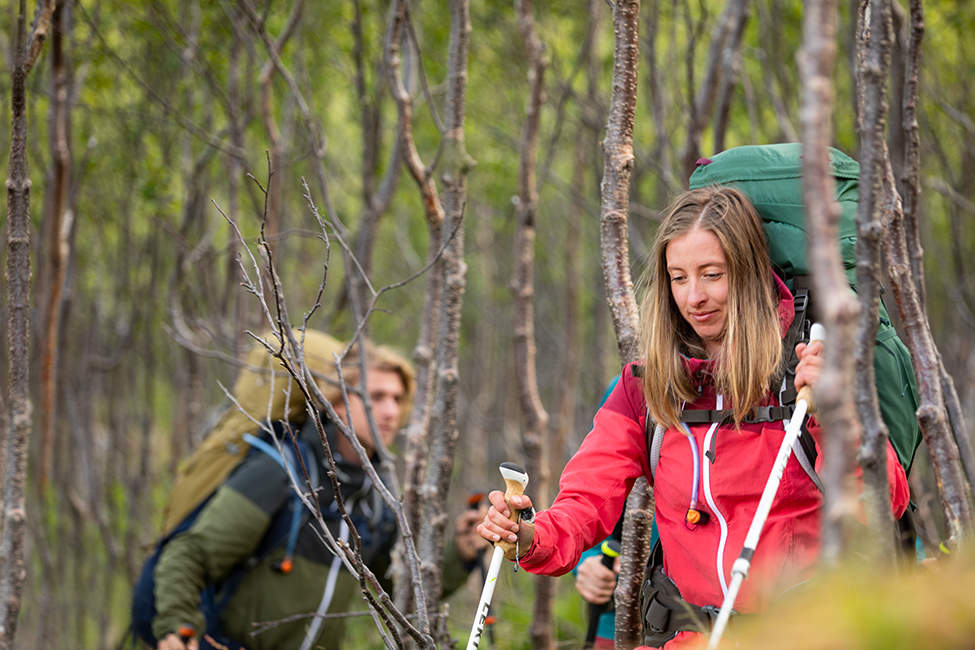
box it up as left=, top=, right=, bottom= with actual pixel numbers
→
left=639, top=543, right=744, bottom=647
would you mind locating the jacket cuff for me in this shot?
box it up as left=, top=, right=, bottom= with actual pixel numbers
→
left=513, top=523, right=546, bottom=569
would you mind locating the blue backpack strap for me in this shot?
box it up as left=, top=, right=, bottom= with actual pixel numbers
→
left=242, top=433, right=319, bottom=573
left=242, top=433, right=290, bottom=471
left=280, top=439, right=318, bottom=572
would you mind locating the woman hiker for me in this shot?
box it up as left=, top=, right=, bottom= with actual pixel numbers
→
left=477, top=186, right=909, bottom=648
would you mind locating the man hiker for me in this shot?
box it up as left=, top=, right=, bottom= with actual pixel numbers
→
left=145, top=333, right=486, bottom=650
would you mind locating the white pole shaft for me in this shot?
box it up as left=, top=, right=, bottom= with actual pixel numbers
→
left=708, top=323, right=823, bottom=648
left=707, top=398, right=810, bottom=649
left=466, top=546, right=505, bottom=650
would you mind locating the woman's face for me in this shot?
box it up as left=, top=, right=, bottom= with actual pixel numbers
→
left=665, top=226, right=729, bottom=358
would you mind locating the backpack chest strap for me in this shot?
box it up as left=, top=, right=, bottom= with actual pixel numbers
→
left=646, top=403, right=821, bottom=494
left=679, top=404, right=796, bottom=425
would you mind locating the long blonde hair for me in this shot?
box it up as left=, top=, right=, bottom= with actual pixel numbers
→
left=639, top=187, right=782, bottom=432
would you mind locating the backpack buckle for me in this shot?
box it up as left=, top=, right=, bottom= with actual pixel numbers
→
left=793, top=291, right=808, bottom=314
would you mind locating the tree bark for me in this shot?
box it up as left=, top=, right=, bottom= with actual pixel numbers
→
left=385, top=0, right=442, bottom=628
left=385, top=0, right=473, bottom=642
left=900, top=0, right=925, bottom=306
left=680, top=0, right=749, bottom=179
left=596, top=1, right=648, bottom=647
left=900, top=0, right=975, bottom=498
left=416, top=2, right=473, bottom=641
left=39, top=0, right=73, bottom=491
left=1, top=1, right=55, bottom=646
left=854, top=0, right=897, bottom=562
left=799, top=0, right=862, bottom=565
left=512, top=1, right=554, bottom=647
left=884, top=158, right=974, bottom=543
left=872, top=0, right=975, bottom=544
left=600, top=0, right=642, bottom=366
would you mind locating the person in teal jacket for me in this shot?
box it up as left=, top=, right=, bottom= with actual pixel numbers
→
left=572, top=376, right=657, bottom=648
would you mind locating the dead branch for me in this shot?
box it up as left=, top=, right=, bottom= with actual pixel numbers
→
left=854, top=0, right=897, bottom=563
left=215, top=170, right=436, bottom=645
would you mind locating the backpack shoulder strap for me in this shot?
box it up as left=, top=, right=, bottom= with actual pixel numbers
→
left=791, top=420, right=824, bottom=494
left=646, top=404, right=665, bottom=480
left=241, top=431, right=322, bottom=573
left=242, top=433, right=289, bottom=470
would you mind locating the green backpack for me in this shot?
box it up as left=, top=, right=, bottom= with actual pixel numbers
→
left=688, top=143, right=921, bottom=475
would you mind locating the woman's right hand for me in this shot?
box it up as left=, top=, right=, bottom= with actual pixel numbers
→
left=476, top=490, right=535, bottom=549
left=794, top=338, right=825, bottom=392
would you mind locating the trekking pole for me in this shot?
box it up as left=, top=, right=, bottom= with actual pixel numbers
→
left=707, top=323, right=825, bottom=650
left=467, top=492, right=496, bottom=648
left=466, top=462, right=529, bottom=650
left=583, top=538, right=621, bottom=650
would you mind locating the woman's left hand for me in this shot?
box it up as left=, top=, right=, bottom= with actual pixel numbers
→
left=794, top=338, right=824, bottom=392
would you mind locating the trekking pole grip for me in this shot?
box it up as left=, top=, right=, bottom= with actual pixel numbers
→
left=497, top=462, right=529, bottom=555
left=466, top=463, right=530, bottom=650
left=796, top=323, right=825, bottom=412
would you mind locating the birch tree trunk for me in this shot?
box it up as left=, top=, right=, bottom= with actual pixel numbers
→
left=416, top=2, right=473, bottom=641
left=385, top=0, right=442, bottom=627
left=512, top=1, right=554, bottom=647
left=899, top=0, right=975, bottom=508
left=860, top=0, right=975, bottom=545
left=385, top=0, right=473, bottom=641
left=596, top=1, right=648, bottom=647
left=38, top=0, right=73, bottom=491
left=799, top=0, right=862, bottom=565
left=854, top=0, right=897, bottom=562
left=2, top=2, right=56, bottom=647
left=256, top=0, right=304, bottom=262
left=680, top=0, right=749, bottom=179
left=884, top=162, right=974, bottom=543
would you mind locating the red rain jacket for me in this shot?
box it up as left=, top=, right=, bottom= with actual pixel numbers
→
left=518, top=277, right=910, bottom=647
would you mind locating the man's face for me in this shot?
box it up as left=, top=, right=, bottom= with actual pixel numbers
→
left=333, top=369, right=406, bottom=455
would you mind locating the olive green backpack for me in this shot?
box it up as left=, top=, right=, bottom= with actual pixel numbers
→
left=688, top=143, right=921, bottom=475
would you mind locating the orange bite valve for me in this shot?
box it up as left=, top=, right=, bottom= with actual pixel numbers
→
left=177, top=625, right=196, bottom=640
left=685, top=508, right=709, bottom=525
left=278, top=558, right=293, bottom=574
